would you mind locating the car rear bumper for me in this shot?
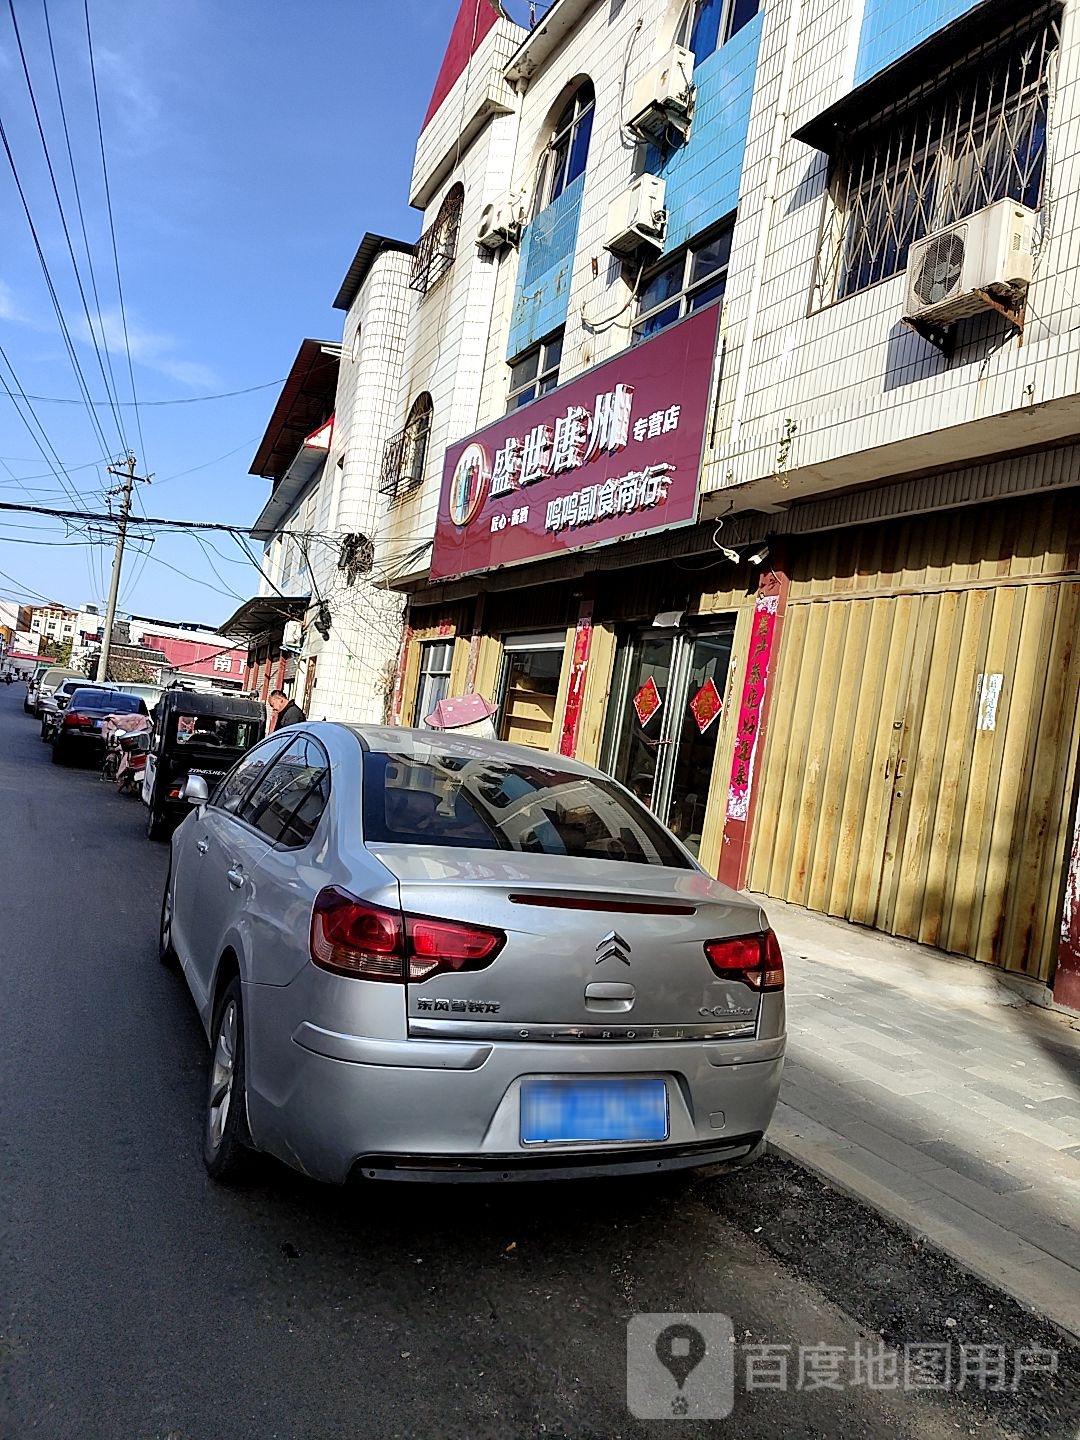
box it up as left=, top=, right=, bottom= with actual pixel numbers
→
left=56, top=731, right=105, bottom=752
left=244, top=986, right=784, bottom=1184
left=349, top=1134, right=766, bottom=1183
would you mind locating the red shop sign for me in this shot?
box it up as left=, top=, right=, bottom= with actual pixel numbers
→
left=430, top=304, right=722, bottom=581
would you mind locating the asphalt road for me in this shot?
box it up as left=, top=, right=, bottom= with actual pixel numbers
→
left=1, top=684, right=1076, bottom=1440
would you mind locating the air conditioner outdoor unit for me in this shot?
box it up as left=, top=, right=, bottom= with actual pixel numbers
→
left=627, top=45, right=695, bottom=142
left=605, top=174, right=667, bottom=259
left=282, top=619, right=303, bottom=649
left=904, top=199, right=1036, bottom=328
left=477, top=192, right=527, bottom=251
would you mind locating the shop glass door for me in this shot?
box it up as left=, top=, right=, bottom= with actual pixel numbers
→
left=497, top=631, right=566, bottom=749
left=604, top=623, right=734, bottom=856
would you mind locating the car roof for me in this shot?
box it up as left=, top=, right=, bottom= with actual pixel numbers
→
left=157, top=688, right=265, bottom=719
left=338, top=723, right=600, bottom=778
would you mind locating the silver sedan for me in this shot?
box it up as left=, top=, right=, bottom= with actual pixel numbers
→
left=161, top=724, right=786, bottom=1185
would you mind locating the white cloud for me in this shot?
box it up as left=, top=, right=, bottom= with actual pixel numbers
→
left=88, top=309, right=216, bottom=390
left=0, top=279, right=23, bottom=322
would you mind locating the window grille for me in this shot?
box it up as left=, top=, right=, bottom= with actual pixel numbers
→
left=410, top=185, right=464, bottom=295
left=815, top=13, right=1058, bottom=307
left=380, top=393, right=433, bottom=500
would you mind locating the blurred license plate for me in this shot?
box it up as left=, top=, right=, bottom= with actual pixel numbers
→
left=520, top=1078, right=668, bottom=1144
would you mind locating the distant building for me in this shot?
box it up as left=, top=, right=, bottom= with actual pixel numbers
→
left=0, top=601, right=32, bottom=656
left=126, top=614, right=246, bottom=690
left=29, top=602, right=78, bottom=647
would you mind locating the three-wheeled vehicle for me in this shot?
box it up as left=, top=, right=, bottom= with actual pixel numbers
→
left=141, top=689, right=266, bottom=839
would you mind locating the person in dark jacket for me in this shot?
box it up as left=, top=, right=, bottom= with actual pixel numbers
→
left=268, top=689, right=306, bottom=730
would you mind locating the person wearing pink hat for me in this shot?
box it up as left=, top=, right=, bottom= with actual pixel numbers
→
left=423, top=692, right=498, bottom=738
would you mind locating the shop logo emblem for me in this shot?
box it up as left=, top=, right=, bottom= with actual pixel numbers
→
left=596, top=930, right=631, bottom=966
left=448, top=441, right=490, bottom=528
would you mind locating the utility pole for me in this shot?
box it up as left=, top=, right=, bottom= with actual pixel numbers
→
left=96, top=453, right=151, bottom=682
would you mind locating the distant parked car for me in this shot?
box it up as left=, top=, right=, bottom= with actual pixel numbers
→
left=24, top=663, right=49, bottom=714
left=51, top=687, right=147, bottom=766
left=40, top=677, right=101, bottom=742
left=33, top=666, right=84, bottom=720
left=161, top=724, right=786, bottom=1186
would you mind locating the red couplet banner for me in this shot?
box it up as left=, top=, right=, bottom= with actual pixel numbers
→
left=430, top=303, right=722, bottom=581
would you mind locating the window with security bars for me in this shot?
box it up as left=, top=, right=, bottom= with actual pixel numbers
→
left=410, top=185, right=464, bottom=295
left=815, top=12, right=1057, bottom=306
left=379, top=393, right=433, bottom=501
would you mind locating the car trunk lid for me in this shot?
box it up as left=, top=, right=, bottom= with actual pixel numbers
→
left=367, top=846, right=768, bottom=1041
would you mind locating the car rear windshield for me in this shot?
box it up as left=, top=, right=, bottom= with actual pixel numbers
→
left=362, top=751, right=691, bottom=868
left=69, top=689, right=143, bottom=713
left=170, top=714, right=258, bottom=748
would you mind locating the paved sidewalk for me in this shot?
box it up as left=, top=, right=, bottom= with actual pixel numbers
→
left=752, top=893, right=1080, bottom=1340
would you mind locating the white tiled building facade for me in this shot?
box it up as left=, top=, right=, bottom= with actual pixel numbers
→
left=240, top=0, right=1080, bottom=1004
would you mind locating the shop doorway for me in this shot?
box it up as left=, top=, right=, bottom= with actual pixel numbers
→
left=747, top=581, right=1080, bottom=980
left=602, top=622, right=735, bottom=856
left=496, top=630, right=566, bottom=748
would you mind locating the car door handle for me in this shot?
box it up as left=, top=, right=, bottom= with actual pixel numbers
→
left=227, top=868, right=244, bottom=889
left=196, top=840, right=209, bottom=855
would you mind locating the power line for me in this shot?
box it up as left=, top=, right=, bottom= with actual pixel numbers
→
left=83, top=0, right=145, bottom=468
left=41, top=0, right=128, bottom=451
left=3, top=378, right=288, bottom=407
left=0, top=105, right=116, bottom=470
left=6, top=0, right=128, bottom=455
left=0, top=496, right=338, bottom=537
left=0, top=343, right=98, bottom=510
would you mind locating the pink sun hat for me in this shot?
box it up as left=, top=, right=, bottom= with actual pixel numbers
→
left=424, top=693, right=498, bottom=729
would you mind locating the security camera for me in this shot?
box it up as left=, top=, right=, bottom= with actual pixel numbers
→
left=747, top=545, right=770, bottom=565
left=717, top=545, right=741, bottom=564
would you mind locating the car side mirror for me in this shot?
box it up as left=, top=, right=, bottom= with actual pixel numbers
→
left=180, top=774, right=209, bottom=807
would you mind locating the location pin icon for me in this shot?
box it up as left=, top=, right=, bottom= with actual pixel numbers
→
left=655, top=1323, right=707, bottom=1391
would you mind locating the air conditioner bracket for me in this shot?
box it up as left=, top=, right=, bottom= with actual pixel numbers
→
left=973, top=288, right=1026, bottom=347
left=903, top=290, right=1026, bottom=358
left=902, top=315, right=955, bottom=358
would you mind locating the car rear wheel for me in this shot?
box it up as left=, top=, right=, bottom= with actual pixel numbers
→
left=159, top=868, right=179, bottom=969
left=203, top=976, right=254, bottom=1182
left=51, top=740, right=68, bottom=766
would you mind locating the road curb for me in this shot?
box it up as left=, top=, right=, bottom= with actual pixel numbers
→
left=766, top=1124, right=1080, bottom=1345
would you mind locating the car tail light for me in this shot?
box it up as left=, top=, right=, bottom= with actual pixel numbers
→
left=310, top=887, right=405, bottom=981
left=309, top=887, right=505, bottom=984
left=63, top=711, right=89, bottom=727
left=406, top=916, right=504, bottom=981
left=704, top=929, right=784, bottom=991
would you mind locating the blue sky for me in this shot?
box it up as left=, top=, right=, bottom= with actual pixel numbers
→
left=0, top=0, right=529, bottom=627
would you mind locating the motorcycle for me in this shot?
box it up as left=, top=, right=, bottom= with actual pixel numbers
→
left=101, top=714, right=151, bottom=794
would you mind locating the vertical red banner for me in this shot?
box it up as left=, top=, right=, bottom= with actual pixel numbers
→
left=717, top=568, right=787, bottom=892
left=1054, top=796, right=1080, bottom=1011
left=559, top=601, right=594, bottom=757
left=725, top=593, right=779, bottom=824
